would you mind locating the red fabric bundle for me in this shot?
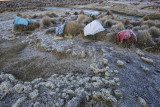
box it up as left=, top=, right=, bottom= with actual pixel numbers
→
left=118, top=30, right=137, bottom=42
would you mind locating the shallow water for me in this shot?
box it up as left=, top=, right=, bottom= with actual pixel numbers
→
left=41, top=6, right=141, bottom=19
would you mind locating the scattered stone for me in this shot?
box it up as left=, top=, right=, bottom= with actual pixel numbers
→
left=45, top=81, right=55, bottom=89
left=66, top=49, right=72, bottom=53
left=29, top=89, right=39, bottom=99
left=50, top=92, right=56, bottom=96
left=114, top=90, right=123, bottom=98
left=0, top=81, right=13, bottom=93
left=53, top=35, right=64, bottom=40
left=67, top=96, right=82, bottom=107
left=141, top=57, right=154, bottom=65
left=142, top=66, right=150, bottom=72
left=138, top=97, right=147, bottom=107
left=113, top=70, right=119, bottom=74
left=136, top=50, right=144, bottom=56
left=33, top=102, right=41, bottom=107
left=108, top=80, right=116, bottom=86
left=12, top=97, right=26, bottom=107
left=117, top=60, right=124, bottom=66
left=102, top=58, right=108, bottom=65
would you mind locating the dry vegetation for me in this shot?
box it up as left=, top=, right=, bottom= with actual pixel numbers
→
left=136, top=30, right=155, bottom=48
left=40, top=16, right=51, bottom=28
left=63, top=21, right=82, bottom=36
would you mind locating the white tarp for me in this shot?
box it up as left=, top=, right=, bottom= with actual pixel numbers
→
left=84, top=20, right=105, bottom=36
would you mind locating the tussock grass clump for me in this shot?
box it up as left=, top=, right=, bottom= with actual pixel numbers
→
left=124, top=18, right=130, bottom=25
left=143, top=15, right=149, bottom=21
left=83, top=17, right=92, bottom=25
left=130, top=19, right=143, bottom=26
left=103, top=20, right=117, bottom=28
left=16, top=12, right=22, bottom=17
left=80, top=10, right=84, bottom=14
left=107, top=10, right=113, bottom=16
left=149, top=26, right=160, bottom=38
left=64, top=21, right=82, bottom=36
left=136, top=30, right=155, bottom=48
left=77, top=14, right=86, bottom=23
left=84, top=31, right=106, bottom=41
left=40, top=16, right=51, bottom=28
left=22, top=14, right=29, bottom=19
left=133, top=25, right=149, bottom=31
left=98, top=13, right=105, bottom=18
left=46, top=12, right=58, bottom=17
left=106, top=32, right=118, bottom=43
left=13, top=22, right=39, bottom=32
left=111, top=22, right=125, bottom=32
left=74, top=11, right=79, bottom=15
left=143, top=20, right=155, bottom=27
left=65, top=12, right=70, bottom=15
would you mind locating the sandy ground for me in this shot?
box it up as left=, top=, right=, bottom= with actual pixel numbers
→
left=0, top=3, right=160, bottom=107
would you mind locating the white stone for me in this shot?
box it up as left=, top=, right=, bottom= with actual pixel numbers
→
left=117, top=60, right=124, bottom=66
left=29, top=89, right=39, bottom=99
left=136, top=50, right=144, bottom=56
left=142, top=67, right=150, bottom=72
left=114, top=90, right=123, bottom=98
left=141, top=57, right=154, bottom=65
left=50, top=92, right=56, bottom=96
left=102, top=58, right=108, bottom=65
left=45, top=81, right=55, bottom=89
left=12, top=97, right=26, bottom=107
left=0, top=81, right=13, bottom=92
left=138, top=97, right=147, bottom=107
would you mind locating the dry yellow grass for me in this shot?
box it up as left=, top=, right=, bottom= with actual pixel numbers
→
left=40, top=16, right=51, bottom=28
left=80, top=10, right=84, bottom=14
left=149, top=26, right=160, bottom=38
left=13, top=22, right=40, bottom=32
left=77, top=14, right=86, bottom=23
left=98, top=13, right=105, bottom=18
left=143, top=15, right=149, bottom=21
left=107, top=10, right=113, bottom=16
left=46, top=12, right=58, bottom=17
left=22, top=14, right=29, bottom=19
left=143, top=20, right=155, bottom=27
left=111, top=22, right=125, bottom=32
left=125, top=18, right=130, bottom=25
left=130, top=19, right=143, bottom=26
left=136, top=30, right=155, bottom=48
left=16, top=12, right=22, bottom=17
left=64, top=21, right=82, bottom=36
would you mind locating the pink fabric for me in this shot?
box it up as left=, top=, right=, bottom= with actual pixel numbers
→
left=118, top=30, right=137, bottom=43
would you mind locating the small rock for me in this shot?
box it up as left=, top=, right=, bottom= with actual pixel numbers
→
left=142, top=66, right=150, bottom=72
left=34, top=102, right=41, bottom=107
left=66, top=49, right=72, bottom=53
left=50, top=92, right=56, bottom=96
left=53, top=35, right=64, bottom=40
left=117, top=60, right=124, bottom=66
left=0, top=81, right=13, bottom=92
left=114, top=90, right=123, bottom=98
left=136, top=50, right=144, bottom=56
left=141, top=57, right=154, bottom=65
left=12, top=97, right=26, bottom=107
left=102, top=58, right=108, bottom=65
left=138, top=97, right=147, bottom=107
left=108, top=80, right=116, bottom=86
left=29, top=89, right=39, bottom=99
